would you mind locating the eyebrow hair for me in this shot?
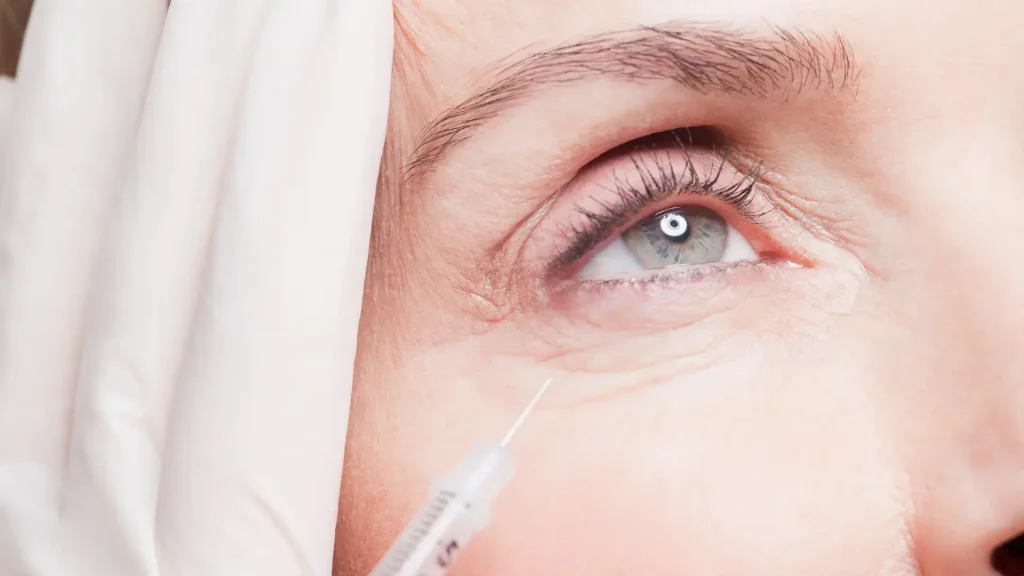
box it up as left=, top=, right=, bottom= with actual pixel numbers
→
left=403, top=23, right=859, bottom=181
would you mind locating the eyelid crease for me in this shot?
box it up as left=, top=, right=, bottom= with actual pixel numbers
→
left=548, top=143, right=771, bottom=276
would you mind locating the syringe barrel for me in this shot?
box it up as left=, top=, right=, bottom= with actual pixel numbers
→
left=432, top=442, right=516, bottom=528
left=366, top=443, right=516, bottom=576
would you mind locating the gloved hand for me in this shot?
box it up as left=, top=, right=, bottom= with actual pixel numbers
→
left=0, top=1, right=392, bottom=575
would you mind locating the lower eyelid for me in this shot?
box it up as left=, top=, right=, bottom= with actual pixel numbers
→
left=536, top=259, right=828, bottom=342
left=554, top=260, right=780, bottom=304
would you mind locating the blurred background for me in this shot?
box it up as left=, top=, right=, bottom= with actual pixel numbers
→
left=1, top=0, right=32, bottom=76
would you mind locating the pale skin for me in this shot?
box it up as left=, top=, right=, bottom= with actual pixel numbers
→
left=335, top=0, right=1024, bottom=574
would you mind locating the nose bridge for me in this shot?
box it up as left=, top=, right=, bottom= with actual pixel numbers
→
left=939, top=131, right=1024, bottom=376
left=897, top=129, right=1024, bottom=574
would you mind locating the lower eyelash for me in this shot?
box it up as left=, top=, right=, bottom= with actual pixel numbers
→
left=551, top=145, right=769, bottom=274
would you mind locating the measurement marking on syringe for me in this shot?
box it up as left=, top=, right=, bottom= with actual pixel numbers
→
left=377, top=490, right=458, bottom=574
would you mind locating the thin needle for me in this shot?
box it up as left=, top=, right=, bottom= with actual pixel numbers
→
left=501, top=377, right=553, bottom=447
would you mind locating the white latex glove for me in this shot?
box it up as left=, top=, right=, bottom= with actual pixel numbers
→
left=0, top=76, right=14, bottom=155
left=0, top=1, right=392, bottom=575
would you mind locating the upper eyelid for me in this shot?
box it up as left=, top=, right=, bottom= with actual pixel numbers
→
left=548, top=147, right=768, bottom=273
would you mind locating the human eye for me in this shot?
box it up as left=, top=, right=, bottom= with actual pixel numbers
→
left=579, top=205, right=755, bottom=278
left=539, top=128, right=794, bottom=290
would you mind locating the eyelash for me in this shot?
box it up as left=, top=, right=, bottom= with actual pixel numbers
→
left=550, top=145, right=771, bottom=275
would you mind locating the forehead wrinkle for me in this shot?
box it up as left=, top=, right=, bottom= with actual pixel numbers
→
left=402, top=22, right=860, bottom=183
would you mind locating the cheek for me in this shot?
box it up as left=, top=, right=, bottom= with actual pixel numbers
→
left=457, top=348, right=914, bottom=574
left=337, top=322, right=918, bottom=576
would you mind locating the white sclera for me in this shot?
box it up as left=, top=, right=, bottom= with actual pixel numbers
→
left=720, top=223, right=756, bottom=262
left=578, top=235, right=645, bottom=278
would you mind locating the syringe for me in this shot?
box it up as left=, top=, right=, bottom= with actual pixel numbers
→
left=367, top=378, right=553, bottom=576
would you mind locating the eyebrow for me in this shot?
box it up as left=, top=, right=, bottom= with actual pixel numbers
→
left=403, top=23, right=859, bottom=180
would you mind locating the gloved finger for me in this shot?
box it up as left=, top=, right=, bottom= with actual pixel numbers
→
left=0, top=0, right=165, bottom=532
left=58, top=1, right=276, bottom=573
left=0, top=77, right=14, bottom=170
left=0, top=76, right=13, bottom=133
left=155, top=0, right=392, bottom=574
